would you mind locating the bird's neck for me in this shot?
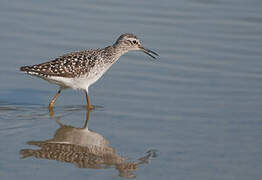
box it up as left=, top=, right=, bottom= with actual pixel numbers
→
left=113, top=42, right=129, bottom=56
left=99, top=43, right=128, bottom=64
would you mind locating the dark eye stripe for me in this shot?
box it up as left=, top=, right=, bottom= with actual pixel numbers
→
left=125, top=40, right=132, bottom=45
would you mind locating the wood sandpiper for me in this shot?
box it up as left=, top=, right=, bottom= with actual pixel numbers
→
left=20, top=33, right=159, bottom=110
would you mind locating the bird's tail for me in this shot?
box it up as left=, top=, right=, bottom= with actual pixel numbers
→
left=20, top=65, right=44, bottom=76
left=20, top=66, right=31, bottom=73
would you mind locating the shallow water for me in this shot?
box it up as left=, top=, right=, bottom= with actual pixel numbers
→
left=1, top=0, right=262, bottom=179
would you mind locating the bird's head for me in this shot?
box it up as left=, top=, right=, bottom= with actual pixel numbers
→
left=114, top=33, right=159, bottom=59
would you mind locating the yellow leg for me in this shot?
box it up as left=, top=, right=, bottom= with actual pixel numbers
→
left=49, top=89, right=62, bottom=110
left=85, top=90, right=94, bottom=110
left=49, top=106, right=55, bottom=117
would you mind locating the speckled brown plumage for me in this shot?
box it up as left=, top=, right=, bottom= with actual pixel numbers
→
left=20, top=46, right=117, bottom=78
left=19, top=33, right=158, bottom=109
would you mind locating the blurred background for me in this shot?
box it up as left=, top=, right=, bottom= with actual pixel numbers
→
left=0, top=0, right=262, bottom=179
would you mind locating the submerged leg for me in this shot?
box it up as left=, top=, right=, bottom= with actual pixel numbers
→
left=49, top=106, right=55, bottom=117
left=49, top=88, right=62, bottom=109
left=85, top=89, right=94, bottom=110
left=83, top=108, right=90, bottom=129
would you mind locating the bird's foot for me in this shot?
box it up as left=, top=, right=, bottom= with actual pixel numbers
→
left=87, top=104, right=95, bottom=110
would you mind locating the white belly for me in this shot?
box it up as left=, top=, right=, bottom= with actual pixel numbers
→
left=46, top=65, right=112, bottom=90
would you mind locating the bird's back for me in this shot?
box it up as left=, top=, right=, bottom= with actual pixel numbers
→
left=20, top=49, right=103, bottom=78
left=20, top=46, right=120, bottom=90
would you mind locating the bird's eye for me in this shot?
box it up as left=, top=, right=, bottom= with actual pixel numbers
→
left=132, top=40, right=137, bottom=44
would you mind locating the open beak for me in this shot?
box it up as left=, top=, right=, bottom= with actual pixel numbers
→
left=140, top=46, right=159, bottom=59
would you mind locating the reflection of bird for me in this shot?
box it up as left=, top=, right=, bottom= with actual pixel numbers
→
left=20, top=33, right=158, bottom=110
left=20, top=110, right=157, bottom=179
